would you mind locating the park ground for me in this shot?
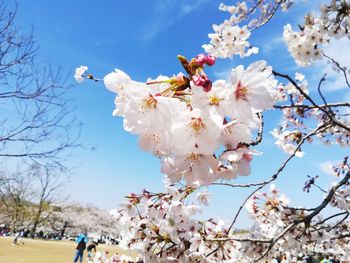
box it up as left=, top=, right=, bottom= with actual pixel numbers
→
left=0, top=236, right=135, bottom=263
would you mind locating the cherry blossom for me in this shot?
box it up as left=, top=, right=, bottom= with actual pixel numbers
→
left=225, top=61, right=277, bottom=124
left=74, top=65, right=88, bottom=83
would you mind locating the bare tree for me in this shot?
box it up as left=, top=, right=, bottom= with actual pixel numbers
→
left=0, top=164, right=66, bottom=233
left=29, top=165, right=66, bottom=233
left=0, top=1, right=80, bottom=170
left=0, top=169, right=33, bottom=229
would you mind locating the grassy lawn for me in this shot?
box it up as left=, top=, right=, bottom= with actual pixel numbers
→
left=0, top=236, right=135, bottom=263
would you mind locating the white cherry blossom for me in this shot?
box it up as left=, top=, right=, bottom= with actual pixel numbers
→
left=225, top=61, right=277, bottom=124
left=74, top=65, right=88, bottom=83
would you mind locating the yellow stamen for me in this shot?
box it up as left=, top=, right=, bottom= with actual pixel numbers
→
left=189, top=117, right=205, bottom=135
left=141, top=94, right=157, bottom=112
left=209, top=95, right=223, bottom=105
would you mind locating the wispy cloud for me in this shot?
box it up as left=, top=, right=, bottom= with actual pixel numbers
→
left=180, top=0, right=210, bottom=17
left=140, top=0, right=176, bottom=42
left=261, top=35, right=284, bottom=54
left=213, top=68, right=231, bottom=80
left=319, top=161, right=334, bottom=175
left=140, top=0, right=210, bottom=42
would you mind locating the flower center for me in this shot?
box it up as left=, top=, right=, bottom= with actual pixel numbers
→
left=234, top=80, right=248, bottom=101
left=187, top=153, right=199, bottom=161
left=189, top=117, right=205, bottom=135
left=186, top=153, right=201, bottom=166
left=141, top=94, right=157, bottom=111
left=209, top=95, right=222, bottom=106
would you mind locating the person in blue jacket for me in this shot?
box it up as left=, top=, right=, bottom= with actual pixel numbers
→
left=73, top=237, right=87, bottom=263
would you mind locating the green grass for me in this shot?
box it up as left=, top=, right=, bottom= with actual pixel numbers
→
left=0, top=236, right=135, bottom=263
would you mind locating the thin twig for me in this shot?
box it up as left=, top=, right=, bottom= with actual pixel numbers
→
left=323, top=53, right=350, bottom=89
left=317, top=74, right=328, bottom=106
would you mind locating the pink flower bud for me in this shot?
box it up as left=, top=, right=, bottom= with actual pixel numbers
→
left=195, top=54, right=206, bottom=66
left=243, top=153, right=253, bottom=162
left=192, top=74, right=205, bottom=86
left=202, top=79, right=212, bottom=92
left=205, top=54, right=216, bottom=66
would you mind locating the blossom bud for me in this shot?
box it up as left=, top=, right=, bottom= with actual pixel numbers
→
left=195, top=54, right=207, bottom=66
left=243, top=153, right=253, bottom=162
left=202, top=79, right=212, bottom=92
left=192, top=74, right=206, bottom=86
left=205, top=54, right=216, bottom=66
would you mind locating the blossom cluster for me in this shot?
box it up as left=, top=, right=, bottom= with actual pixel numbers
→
left=271, top=71, right=350, bottom=156
left=270, top=73, right=310, bottom=156
left=244, top=185, right=350, bottom=262
left=202, top=1, right=257, bottom=58
left=283, top=19, right=328, bottom=67
left=110, top=186, right=242, bottom=262
left=111, top=183, right=350, bottom=262
left=284, top=0, right=350, bottom=66
left=101, top=57, right=278, bottom=187
left=202, top=23, right=258, bottom=59
left=203, top=0, right=294, bottom=58
left=320, top=0, right=350, bottom=39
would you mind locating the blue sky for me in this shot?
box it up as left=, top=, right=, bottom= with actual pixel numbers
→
left=13, top=0, right=350, bottom=228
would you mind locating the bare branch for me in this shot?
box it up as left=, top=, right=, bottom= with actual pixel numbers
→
left=323, top=53, right=350, bottom=89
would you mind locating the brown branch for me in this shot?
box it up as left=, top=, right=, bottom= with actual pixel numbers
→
left=250, top=2, right=282, bottom=31
left=205, top=237, right=270, bottom=243
left=303, top=171, right=350, bottom=223
left=314, top=211, right=348, bottom=227
left=274, top=102, right=350, bottom=109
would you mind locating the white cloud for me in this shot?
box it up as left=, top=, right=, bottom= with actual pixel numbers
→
left=213, top=68, right=231, bottom=80
left=180, top=0, right=210, bottom=17
left=140, top=0, right=210, bottom=42
left=261, top=35, right=284, bottom=54
left=140, top=0, right=176, bottom=42
left=319, top=161, right=334, bottom=175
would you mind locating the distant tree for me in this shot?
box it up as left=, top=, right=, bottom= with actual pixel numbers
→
left=0, top=164, right=67, bottom=232
left=29, top=165, right=66, bottom=233
left=49, top=203, right=118, bottom=238
left=0, top=169, right=33, bottom=229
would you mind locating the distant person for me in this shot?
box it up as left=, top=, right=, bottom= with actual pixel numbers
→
left=281, top=254, right=288, bottom=263
left=12, top=232, right=20, bottom=245
left=331, top=256, right=340, bottom=263
left=73, top=237, right=86, bottom=263
left=87, top=241, right=98, bottom=260
left=320, top=255, right=331, bottom=263
left=303, top=255, right=313, bottom=263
